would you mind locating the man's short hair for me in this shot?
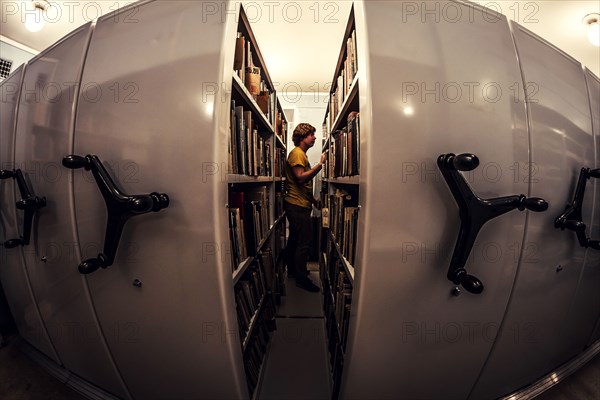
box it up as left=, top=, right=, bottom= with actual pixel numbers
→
left=292, top=123, right=316, bottom=146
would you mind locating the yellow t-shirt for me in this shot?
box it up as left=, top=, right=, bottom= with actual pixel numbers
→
left=285, top=147, right=313, bottom=209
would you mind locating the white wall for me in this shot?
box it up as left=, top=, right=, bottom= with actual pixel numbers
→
left=0, top=39, right=37, bottom=80
left=280, top=92, right=328, bottom=165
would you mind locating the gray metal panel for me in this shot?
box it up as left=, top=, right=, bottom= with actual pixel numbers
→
left=342, top=2, right=528, bottom=399
left=584, top=70, right=600, bottom=346
left=72, top=1, right=245, bottom=399
left=12, top=23, right=130, bottom=399
left=0, top=67, right=58, bottom=363
left=470, top=22, right=596, bottom=399
left=546, top=67, right=600, bottom=366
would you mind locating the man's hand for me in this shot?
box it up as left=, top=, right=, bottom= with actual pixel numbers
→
left=319, top=152, right=327, bottom=165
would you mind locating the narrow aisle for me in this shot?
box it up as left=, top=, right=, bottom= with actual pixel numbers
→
left=258, top=264, right=331, bottom=400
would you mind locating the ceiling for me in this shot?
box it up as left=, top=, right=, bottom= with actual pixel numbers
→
left=1, top=1, right=599, bottom=91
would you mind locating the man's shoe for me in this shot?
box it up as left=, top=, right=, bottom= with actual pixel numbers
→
left=296, top=277, right=320, bottom=292
left=288, top=270, right=310, bottom=278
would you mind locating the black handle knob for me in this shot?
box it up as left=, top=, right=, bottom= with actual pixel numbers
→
left=4, top=239, right=22, bottom=249
left=16, top=196, right=47, bottom=210
left=519, top=197, right=548, bottom=212
left=150, top=192, right=170, bottom=211
left=450, top=269, right=484, bottom=295
left=78, top=255, right=108, bottom=274
left=62, top=155, right=89, bottom=170
left=588, top=240, right=600, bottom=251
left=0, top=169, right=46, bottom=247
left=563, top=220, right=586, bottom=232
left=589, top=169, right=600, bottom=179
left=63, top=154, right=170, bottom=274
left=459, top=273, right=484, bottom=294
left=452, top=153, right=479, bottom=171
left=0, top=170, right=15, bottom=179
left=127, top=196, right=155, bottom=213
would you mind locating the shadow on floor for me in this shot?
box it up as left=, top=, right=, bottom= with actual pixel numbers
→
left=258, top=267, right=332, bottom=400
left=0, top=332, right=84, bottom=400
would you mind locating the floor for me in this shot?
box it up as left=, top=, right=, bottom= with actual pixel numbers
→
left=0, top=332, right=85, bottom=400
left=535, top=356, right=600, bottom=400
left=258, top=265, right=331, bottom=400
left=0, top=263, right=599, bottom=400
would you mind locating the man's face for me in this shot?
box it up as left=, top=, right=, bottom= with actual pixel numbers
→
left=303, top=132, right=317, bottom=148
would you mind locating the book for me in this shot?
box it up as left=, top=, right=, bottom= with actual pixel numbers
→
left=348, top=112, right=360, bottom=176
left=228, top=208, right=241, bottom=271
left=244, top=110, right=254, bottom=175
left=234, top=33, right=245, bottom=71
left=260, top=249, right=275, bottom=290
left=245, top=66, right=261, bottom=98
left=235, top=106, right=247, bottom=175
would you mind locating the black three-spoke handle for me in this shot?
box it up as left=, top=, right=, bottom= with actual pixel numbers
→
left=62, top=155, right=169, bottom=274
left=437, top=153, right=548, bottom=294
left=555, top=167, right=600, bottom=250
left=0, top=169, right=46, bottom=248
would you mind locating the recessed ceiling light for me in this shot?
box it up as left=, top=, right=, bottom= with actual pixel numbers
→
left=583, top=13, right=600, bottom=47
left=24, top=0, right=50, bottom=33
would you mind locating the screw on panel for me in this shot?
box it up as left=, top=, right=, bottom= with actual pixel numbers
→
left=133, top=279, right=143, bottom=288
left=556, top=265, right=563, bottom=272
left=451, top=286, right=461, bottom=296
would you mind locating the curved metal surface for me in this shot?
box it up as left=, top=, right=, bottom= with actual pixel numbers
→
left=585, top=70, right=600, bottom=346
left=342, top=2, right=530, bottom=399
left=0, top=67, right=59, bottom=363
left=70, top=2, right=246, bottom=399
left=12, top=23, right=131, bottom=399
left=470, top=22, right=597, bottom=399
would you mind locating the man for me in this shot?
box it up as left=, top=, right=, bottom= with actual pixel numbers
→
left=284, top=123, right=326, bottom=293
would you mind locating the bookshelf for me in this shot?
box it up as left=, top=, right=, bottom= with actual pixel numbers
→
left=319, top=5, right=360, bottom=399
left=227, top=5, right=288, bottom=397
